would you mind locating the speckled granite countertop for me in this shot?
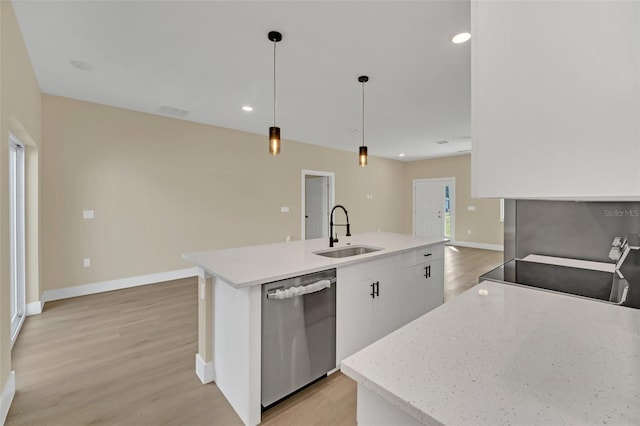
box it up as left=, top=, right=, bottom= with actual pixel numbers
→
left=341, top=280, right=640, bottom=425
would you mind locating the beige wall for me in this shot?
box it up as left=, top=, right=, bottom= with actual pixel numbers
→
left=404, top=155, right=503, bottom=247
left=0, top=0, right=42, bottom=397
left=42, top=95, right=406, bottom=292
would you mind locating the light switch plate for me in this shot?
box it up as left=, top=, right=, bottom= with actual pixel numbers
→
left=467, top=206, right=476, bottom=211
left=83, top=210, right=94, bottom=219
left=280, top=206, right=289, bottom=213
left=83, top=258, right=91, bottom=267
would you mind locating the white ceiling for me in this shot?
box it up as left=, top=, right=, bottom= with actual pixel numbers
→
left=12, top=0, right=471, bottom=161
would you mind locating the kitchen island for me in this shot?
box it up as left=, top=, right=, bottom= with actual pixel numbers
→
left=183, top=232, right=447, bottom=425
left=341, top=280, right=640, bottom=425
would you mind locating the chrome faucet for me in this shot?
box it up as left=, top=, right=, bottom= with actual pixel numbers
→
left=329, top=205, right=351, bottom=247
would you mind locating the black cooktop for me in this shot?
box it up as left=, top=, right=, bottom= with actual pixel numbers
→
left=480, top=260, right=620, bottom=303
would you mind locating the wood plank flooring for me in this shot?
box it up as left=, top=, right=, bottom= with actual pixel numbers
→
left=7, top=246, right=502, bottom=426
left=443, top=245, right=504, bottom=302
left=7, top=279, right=242, bottom=426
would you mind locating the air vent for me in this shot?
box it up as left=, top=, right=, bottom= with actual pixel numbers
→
left=158, top=106, right=190, bottom=118
left=457, top=149, right=471, bottom=153
left=434, top=140, right=450, bottom=145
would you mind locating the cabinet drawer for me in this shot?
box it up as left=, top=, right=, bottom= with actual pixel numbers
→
left=337, top=254, right=402, bottom=284
left=401, top=244, right=444, bottom=268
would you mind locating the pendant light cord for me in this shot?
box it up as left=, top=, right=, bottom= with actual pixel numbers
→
left=273, top=40, right=277, bottom=127
left=361, top=80, right=365, bottom=148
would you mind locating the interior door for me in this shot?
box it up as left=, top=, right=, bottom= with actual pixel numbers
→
left=305, top=176, right=328, bottom=239
left=414, top=181, right=445, bottom=238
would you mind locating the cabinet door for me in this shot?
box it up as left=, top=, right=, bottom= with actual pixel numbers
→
left=424, top=261, right=444, bottom=314
left=336, top=277, right=373, bottom=362
left=472, top=1, right=640, bottom=199
left=372, top=269, right=404, bottom=343
left=402, top=260, right=444, bottom=323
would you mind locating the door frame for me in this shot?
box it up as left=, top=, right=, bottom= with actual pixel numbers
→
left=412, top=177, right=456, bottom=241
left=301, top=170, right=335, bottom=240
left=9, top=132, right=26, bottom=348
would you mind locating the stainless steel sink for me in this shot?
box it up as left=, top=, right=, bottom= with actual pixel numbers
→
left=313, top=245, right=383, bottom=258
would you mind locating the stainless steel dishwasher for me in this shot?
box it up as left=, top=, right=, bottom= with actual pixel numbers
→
left=261, top=268, right=336, bottom=408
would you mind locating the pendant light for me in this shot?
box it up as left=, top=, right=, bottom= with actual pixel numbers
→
left=358, top=75, right=369, bottom=167
left=268, top=31, right=283, bottom=155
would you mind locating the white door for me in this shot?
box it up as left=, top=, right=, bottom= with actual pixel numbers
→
left=9, top=134, right=26, bottom=348
left=413, top=179, right=455, bottom=240
left=305, top=176, right=328, bottom=239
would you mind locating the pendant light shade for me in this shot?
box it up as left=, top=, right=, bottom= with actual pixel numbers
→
left=269, top=126, right=280, bottom=155
left=268, top=31, right=283, bottom=155
left=358, top=75, right=369, bottom=167
left=359, top=145, right=368, bottom=167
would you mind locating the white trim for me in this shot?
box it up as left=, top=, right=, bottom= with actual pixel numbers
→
left=301, top=169, right=335, bottom=240
left=449, top=241, right=504, bottom=252
left=25, top=300, right=43, bottom=316
left=412, top=177, right=456, bottom=241
left=41, top=267, right=198, bottom=303
left=9, top=132, right=27, bottom=352
left=195, top=353, right=215, bottom=384
left=1, top=371, right=16, bottom=425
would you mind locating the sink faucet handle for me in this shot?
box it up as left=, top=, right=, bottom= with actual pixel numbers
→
left=333, top=232, right=339, bottom=243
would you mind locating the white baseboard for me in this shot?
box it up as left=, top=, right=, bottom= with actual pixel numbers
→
left=1, top=371, right=16, bottom=425
left=25, top=300, right=43, bottom=316
left=449, top=241, right=504, bottom=252
left=40, top=267, right=198, bottom=304
left=195, top=353, right=215, bottom=384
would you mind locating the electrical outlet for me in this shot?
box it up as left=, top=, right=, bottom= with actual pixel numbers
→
left=280, top=206, right=289, bottom=213
left=467, top=230, right=472, bottom=235
left=83, top=210, right=94, bottom=219
left=83, top=258, right=91, bottom=267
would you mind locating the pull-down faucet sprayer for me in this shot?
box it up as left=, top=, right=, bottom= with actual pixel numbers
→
left=329, top=205, right=351, bottom=247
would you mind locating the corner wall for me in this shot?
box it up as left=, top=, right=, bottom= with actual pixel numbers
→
left=0, top=0, right=42, bottom=416
left=404, top=154, right=503, bottom=248
left=41, top=95, right=406, bottom=292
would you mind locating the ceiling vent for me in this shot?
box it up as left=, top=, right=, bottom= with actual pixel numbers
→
left=434, top=140, right=450, bottom=145
left=158, top=105, right=190, bottom=118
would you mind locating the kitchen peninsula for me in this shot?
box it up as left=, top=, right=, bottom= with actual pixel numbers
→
left=183, top=232, right=447, bottom=425
left=342, top=280, right=640, bottom=425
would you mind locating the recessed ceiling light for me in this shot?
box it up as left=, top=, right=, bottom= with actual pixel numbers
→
left=69, top=60, right=92, bottom=71
left=451, top=32, right=471, bottom=44
left=242, top=105, right=254, bottom=112
left=398, top=153, right=406, bottom=157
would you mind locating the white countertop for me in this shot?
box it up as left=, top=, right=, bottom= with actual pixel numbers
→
left=341, top=280, right=640, bottom=425
left=183, top=232, right=447, bottom=288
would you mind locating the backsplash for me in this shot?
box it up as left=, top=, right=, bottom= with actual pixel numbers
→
left=508, top=200, right=640, bottom=263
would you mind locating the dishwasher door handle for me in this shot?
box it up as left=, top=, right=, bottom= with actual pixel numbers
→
left=267, top=279, right=334, bottom=299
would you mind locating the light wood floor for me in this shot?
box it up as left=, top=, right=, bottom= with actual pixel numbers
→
left=443, top=245, right=504, bottom=302
left=7, top=246, right=502, bottom=426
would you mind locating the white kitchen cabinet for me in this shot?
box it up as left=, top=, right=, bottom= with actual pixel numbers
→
left=401, top=245, right=444, bottom=323
left=336, top=255, right=403, bottom=362
left=471, top=1, right=640, bottom=199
